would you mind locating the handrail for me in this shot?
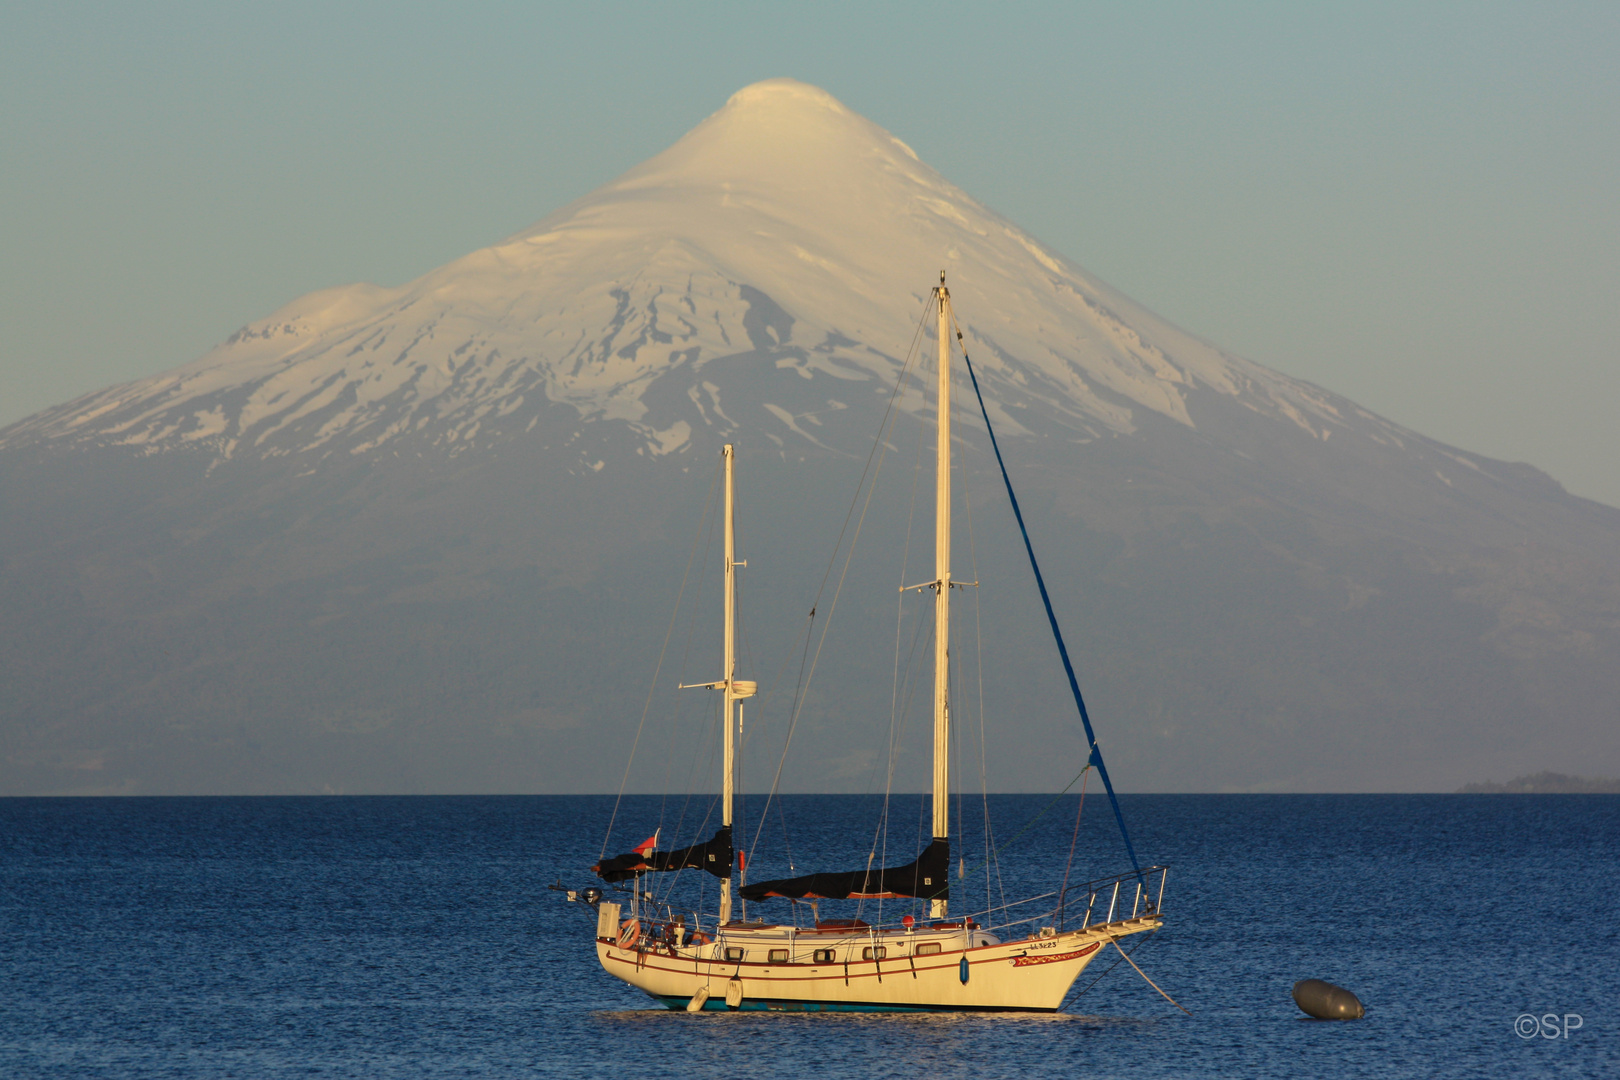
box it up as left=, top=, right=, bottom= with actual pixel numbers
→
left=591, top=864, right=1168, bottom=942
left=1062, top=864, right=1170, bottom=897
left=1060, top=865, right=1169, bottom=931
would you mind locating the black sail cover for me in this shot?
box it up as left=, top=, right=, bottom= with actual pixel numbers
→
left=591, top=827, right=733, bottom=883
left=739, top=839, right=949, bottom=902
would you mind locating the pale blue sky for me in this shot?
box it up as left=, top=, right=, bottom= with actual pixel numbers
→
left=3, top=1, right=1617, bottom=502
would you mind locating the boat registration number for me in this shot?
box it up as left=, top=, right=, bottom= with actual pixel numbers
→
left=1011, top=942, right=1100, bottom=967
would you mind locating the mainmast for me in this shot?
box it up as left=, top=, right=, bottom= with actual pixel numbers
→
left=931, top=273, right=952, bottom=920
left=720, top=443, right=739, bottom=925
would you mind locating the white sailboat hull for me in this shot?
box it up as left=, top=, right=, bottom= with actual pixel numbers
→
left=596, top=916, right=1162, bottom=1012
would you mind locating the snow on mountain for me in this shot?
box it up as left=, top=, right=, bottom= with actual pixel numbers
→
left=4, top=79, right=1404, bottom=468
left=4, top=79, right=1617, bottom=797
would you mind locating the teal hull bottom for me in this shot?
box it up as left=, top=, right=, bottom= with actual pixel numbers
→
left=652, top=995, right=1054, bottom=1014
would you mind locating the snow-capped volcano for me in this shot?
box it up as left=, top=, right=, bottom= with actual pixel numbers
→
left=9, top=79, right=1374, bottom=466
left=2, top=80, right=1617, bottom=797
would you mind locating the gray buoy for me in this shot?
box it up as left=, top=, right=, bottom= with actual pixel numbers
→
left=1292, top=979, right=1364, bottom=1019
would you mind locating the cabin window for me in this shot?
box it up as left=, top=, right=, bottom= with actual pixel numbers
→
left=915, top=943, right=942, bottom=956
left=768, top=949, right=789, bottom=964
left=862, top=946, right=888, bottom=961
left=724, top=947, right=745, bottom=962
left=812, top=948, right=836, bottom=964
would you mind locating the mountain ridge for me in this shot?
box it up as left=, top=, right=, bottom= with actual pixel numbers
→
left=4, top=81, right=1428, bottom=469
left=1, top=79, right=1616, bottom=796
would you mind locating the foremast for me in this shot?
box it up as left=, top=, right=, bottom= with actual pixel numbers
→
left=931, top=274, right=952, bottom=920
left=679, top=444, right=753, bottom=925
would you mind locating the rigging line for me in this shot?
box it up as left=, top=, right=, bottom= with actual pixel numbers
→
left=869, top=592, right=930, bottom=918
left=877, top=410, right=931, bottom=875
left=948, top=603, right=964, bottom=841
left=946, top=331, right=1001, bottom=917
left=946, top=369, right=967, bottom=883
left=946, top=680, right=959, bottom=880
left=1072, top=928, right=1158, bottom=999
left=733, top=593, right=749, bottom=860
left=1057, top=767, right=1090, bottom=929
left=732, top=612, right=805, bottom=880
left=657, top=454, right=726, bottom=834
left=776, top=788, right=795, bottom=873
left=736, top=523, right=822, bottom=870
left=738, top=667, right=801, bottom=869
left=962, top=430, right=995, bottom=916
left=784, top=609, right=815, bottom=733
left=801, top=322, right=925, bottom=713
left=939, top=325, right=1006, bottom=917
left=972, top=900, right=1070, bottom=933
left=972, top=571, right=1006, bottom=904
left=674, top=457, right=724, bottom=692
left=656, top=693, right=723, bottom=907
left=955, top=761, right=1092, bottom=883
left=877, top=329, right=950, bottom=911
left=879, top=608, right=932, bottom=813
left=729, top=480, right=800, bottom=781
left=738, top=529, right=830, bottom=872
left=871, top=384, right=931, bottom=917
left=744, top=609, right=815, bottom=869
left=896, top=796, right=920, bottom=924
left=892, top=400, right=929, bottom=735
left=887, top=384, right=930, bottom=841
left=658, top=789, right=723, bottom=908
left=864, top=599, right=926, bottom=920
left=679, top=670, right=725, bottom=808
left=989, top=805, right=1008, bottom=921
left=959, top=890, right=1062, bottom=922
left=659, top=603, right=713, bottom=856
left=656, top=688, right=724, bottom=906
left=661, top=477, right=727, bottom=840
left=1110, top=936, right=1192, bottom=1016
left=723, top=475, right=767, bottom=881
left=757, top=297, right=932, bottom=854
left=863, top=596, right=930, bottom=884
left=804, top=297, right=931, bottom=627
left=894, top=615, right=932, bottom=770
left=742, top=297, right=930, bottom=886
left=730, top=497, right=769, bottom=722
left=952, top=312, right=1145, bottom=883
left=600, top=456, right=722, bottom=861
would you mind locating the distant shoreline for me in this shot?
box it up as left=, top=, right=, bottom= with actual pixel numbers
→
left=6, top=786, right=1620, bottom=798
left=1456, top=771, right=1620, bottom=794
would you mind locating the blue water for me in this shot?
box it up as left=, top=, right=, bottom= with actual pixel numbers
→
left=1, top=794, right=1614, bottom=1077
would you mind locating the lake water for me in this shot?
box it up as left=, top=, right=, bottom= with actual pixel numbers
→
left=1, top=794, right=1614, bottom=1078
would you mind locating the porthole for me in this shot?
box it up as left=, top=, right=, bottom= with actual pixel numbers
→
left=768, top=948, right=789, bottom=964
left=813, top=948, right=836, bottom=964
left=915, top=943, right=942, bottom=956
left=861, top=946, right=888, bottom=961
left=724, top=947, right=745, bottom=962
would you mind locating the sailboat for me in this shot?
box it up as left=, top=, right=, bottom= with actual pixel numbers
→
left=576, top=275, right=1167, bottom=1012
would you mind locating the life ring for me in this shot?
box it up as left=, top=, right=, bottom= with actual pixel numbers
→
left=617, top=918, right=642, bottom=950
